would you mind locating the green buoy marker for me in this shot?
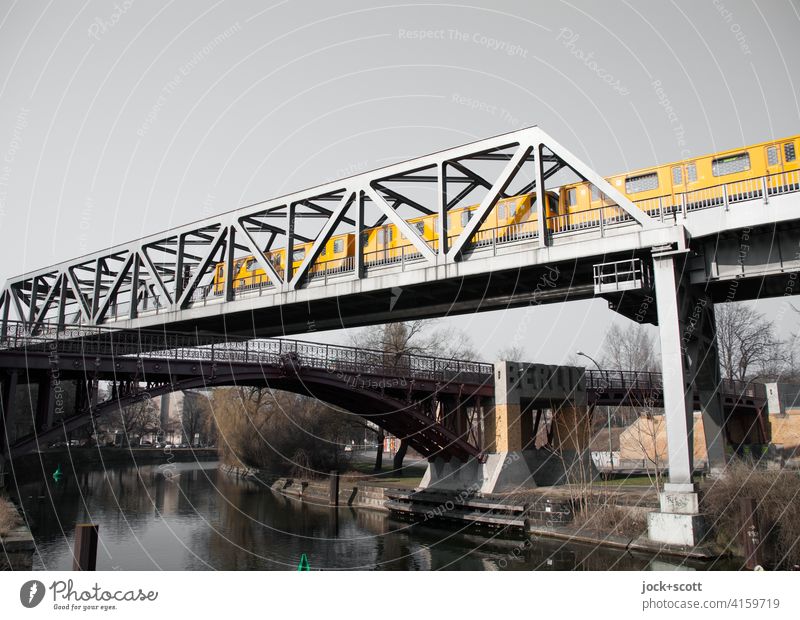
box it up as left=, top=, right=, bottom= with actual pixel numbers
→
left=53, top=464, right=63, bottom=482
left=297, top=553, right=310, bottom=571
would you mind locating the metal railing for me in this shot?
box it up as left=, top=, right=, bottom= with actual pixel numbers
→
left=585, top=369, right=767, bottom=402
left=0, top=320, right=768, bottom=402
left=0, top=320, right=494, bottom=386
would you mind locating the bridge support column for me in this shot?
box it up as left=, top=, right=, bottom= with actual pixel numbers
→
left=648, top=254, right=705, bottom=547
left=687, top=296, right=728, bottom=476
left=35, top=376, right=56, bottom=432
left=0, top=371, right=19, bottom=489
left=550, top=400, right=593, bottom=483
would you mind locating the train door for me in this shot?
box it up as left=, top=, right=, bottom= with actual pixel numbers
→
left=764, top=143, right=784, bottom=175
left=764, top=144, right=784, bottom=194
left=671, top=161, right=699, bottom=212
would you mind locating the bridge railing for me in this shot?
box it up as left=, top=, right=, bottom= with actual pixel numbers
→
left=585, top=369, right=767, bottom=402
left=0, top=320, right=494, bottom=385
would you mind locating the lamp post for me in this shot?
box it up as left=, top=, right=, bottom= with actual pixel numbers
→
left=577, top=351, right=614, bottom=474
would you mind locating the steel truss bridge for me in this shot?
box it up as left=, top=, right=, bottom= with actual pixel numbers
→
left=0, top=125, right=798, bottom=490
left=0, top=321, right=767, bottom=461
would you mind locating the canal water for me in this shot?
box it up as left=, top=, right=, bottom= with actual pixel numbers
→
left=14, top=461, right=724, bottom=570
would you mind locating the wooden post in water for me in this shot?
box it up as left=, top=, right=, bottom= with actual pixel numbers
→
left=739, top=498, right=764, bottom=570
left=73, top=524, right=99, bottom=571
left=329, top=470, right=339, bottom=507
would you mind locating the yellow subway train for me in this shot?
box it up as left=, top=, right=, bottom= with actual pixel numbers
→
left=213, top=133, right=800, bottom=294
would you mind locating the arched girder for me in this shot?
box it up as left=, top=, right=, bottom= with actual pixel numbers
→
left=9, top=369, right=482, bottom=461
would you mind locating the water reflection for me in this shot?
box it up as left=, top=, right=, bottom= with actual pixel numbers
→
left=16, top=462, right=725, bottom=570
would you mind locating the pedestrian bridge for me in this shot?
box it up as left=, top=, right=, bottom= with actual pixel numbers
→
left=0, top=321, right=767, bottom=464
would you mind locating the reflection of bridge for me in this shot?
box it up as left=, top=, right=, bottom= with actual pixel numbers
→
left=0, top=322, right=768, bottom=463
left=1, top=126, right=798, bottom=546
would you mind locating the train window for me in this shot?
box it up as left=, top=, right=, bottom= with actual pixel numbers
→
left=461, top=210, right=472, bottom=227
left=292, top=249, right=305, bottom=261
left=625, top=172, right=659, bottom=193
left=498, top=204, right=506, bottom=220
left=686, top=162, right=697, bottom=182
left=333, top=239, right=344, bottom=253
left=590, top=185, right=601, bottom=201
left=377, top=229, right=385, bottom=245
left=508, top=202, right=517, bottom=217
left=712, top=152, right=750, bottom=176
left=567, top=188, right=577, bottom=207
left=271, top=254, right=281, bottom=267
left=386, top=227, right=393, bottom=242
left=245, top=258, right=255, bottom=270
left=767, top=146, right=779, bottom=166
left=672, top=167, right=682, bottom=185
left=415, top=221, right=425, bottom=235
left=321, top=244, right=327, bottom=257
left=785, top=142, right=796, bottom=163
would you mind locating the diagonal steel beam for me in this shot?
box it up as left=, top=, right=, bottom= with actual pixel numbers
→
left=532, top=128, right=655, bottom=228
left=94, top=253, right=135, bottom=323
left=290, top=191, right=355, bottom=288
left=177, top=226, right=228, bottom=308
left=232, top=219, right=285, bottom=291
left=447, top=143, right=532, bottom=261
left=139, top=247, right=174, bottom=307
left=364, top=186, right=436, bottom=264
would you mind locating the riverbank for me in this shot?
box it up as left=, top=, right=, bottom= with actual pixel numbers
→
left=220, top=464, right=726, bottom=563
left=0, top=496, right=34, bottom=569
left=220, top=463, right=393, bottom=511
left=5, top=446, right=217, bottom=486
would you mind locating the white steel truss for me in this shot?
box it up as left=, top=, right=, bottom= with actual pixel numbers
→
left=0, top=126, right=659, bottom=334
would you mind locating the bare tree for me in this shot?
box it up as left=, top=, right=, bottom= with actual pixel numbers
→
left=350, top=319, right=477, bottom=472
left=715, top=303, right=788, bottom=381
left=600, top=322, right=659, bottom=372
left=108, top=398, right=159, bottom=445
left=181, top=390, right=213, bottom=446
left=496, top=344, right=525, bottom=361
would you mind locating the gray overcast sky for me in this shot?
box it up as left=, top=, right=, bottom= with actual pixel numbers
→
left=1, top=0, right=799, bottom=362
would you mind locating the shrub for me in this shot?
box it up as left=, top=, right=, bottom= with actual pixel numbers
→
left=701, top=462, right=800, bottom=569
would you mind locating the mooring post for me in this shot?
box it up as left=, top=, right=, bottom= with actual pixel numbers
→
left=739, top=497, right=764, bottom=570
left=73, top=523, right=99, bottom=571
left=329, top=470, right=339, bottom=507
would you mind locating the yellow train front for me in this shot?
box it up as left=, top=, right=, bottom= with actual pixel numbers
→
left=212, top=133, right=799, bottom=294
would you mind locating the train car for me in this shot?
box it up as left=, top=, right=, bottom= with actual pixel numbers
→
left=558, top=134, right=800, bottom=226
left=212, top=134, right=799, bottom=294
left=212, top=191, right=560, bottom=293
